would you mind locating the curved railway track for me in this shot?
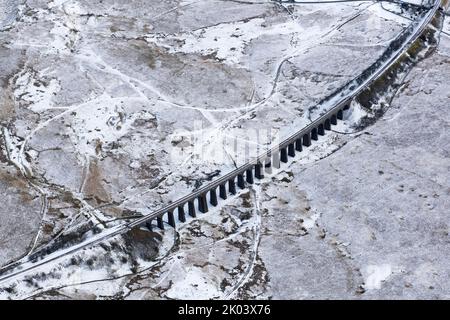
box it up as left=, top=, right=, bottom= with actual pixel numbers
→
left=0, top=0, right=444, bottom=285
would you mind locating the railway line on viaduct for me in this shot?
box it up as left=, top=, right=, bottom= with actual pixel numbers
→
left=0, top=0, right=446, bottom=285
left=128, top=0, right=444, bottom=231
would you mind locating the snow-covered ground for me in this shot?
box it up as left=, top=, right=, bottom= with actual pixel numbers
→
left=0, top=0, right=448, bottom=299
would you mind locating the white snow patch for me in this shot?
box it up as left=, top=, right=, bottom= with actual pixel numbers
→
left=443, top=15, right=450, bottom=34
left=48, top=0, right=70, bottom=9
left=62, top=1, right=85, bottom=16
left=345, top=103, right=369, bottom=126
left=147, top=18, right=304, bottom=65
left=46, top=2, right=82, bottom=55
left=165, top=266, right=222, bottom=299
left=47, top=20, right=73, bottom=54
left=69, top=95, right=156, bottom=157
left=303, top=212, right=320, bottom=229
left=1, top=127, right=33, bottom=177
left=364, top=264, right=393, bottom=290
left=14, top=71, right=61, bottom=113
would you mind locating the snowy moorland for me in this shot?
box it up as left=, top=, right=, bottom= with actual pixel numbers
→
left=0, top=0, right=448, bottom=299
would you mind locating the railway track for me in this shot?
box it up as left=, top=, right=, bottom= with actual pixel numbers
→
left=127, top=0, right=443, bottom=230
left=0, top=0, right=444, bottom=285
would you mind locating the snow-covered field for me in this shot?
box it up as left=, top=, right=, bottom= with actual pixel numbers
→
left=0, top=0, right=449, bottom=299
